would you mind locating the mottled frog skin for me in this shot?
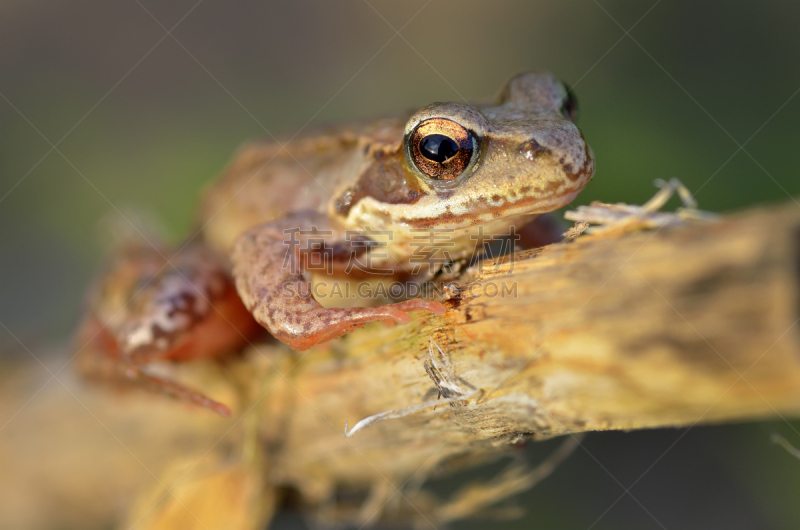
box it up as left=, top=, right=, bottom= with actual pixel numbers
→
left=76, top=71, right=595, bottom=415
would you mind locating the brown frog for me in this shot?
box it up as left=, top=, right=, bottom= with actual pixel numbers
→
left=76, top=71, right=595, bottom=415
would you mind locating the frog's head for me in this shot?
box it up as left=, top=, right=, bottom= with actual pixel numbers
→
left=339, top=71, right=594, bottom=232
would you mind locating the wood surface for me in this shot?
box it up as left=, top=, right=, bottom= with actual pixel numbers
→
left=3, top=200, right=800, bottom=529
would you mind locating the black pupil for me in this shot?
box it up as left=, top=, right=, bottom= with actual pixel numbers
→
left=420, top=134, right=459, bottom=163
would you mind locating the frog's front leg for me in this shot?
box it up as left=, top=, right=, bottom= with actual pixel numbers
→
left=516, top=213, right=567, bottom=249
left=232, top=215, right=446, bottom=351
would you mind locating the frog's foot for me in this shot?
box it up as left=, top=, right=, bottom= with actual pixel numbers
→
left=232, top=219, right=446, bottom=351
left=375, top=298, right=447, bottom=324
left=564, top=178, right=717, bottom=237
left=281, top=299, right=446, bottom=351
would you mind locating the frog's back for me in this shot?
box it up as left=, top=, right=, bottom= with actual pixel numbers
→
left=198, top=113, right=409, bottom=254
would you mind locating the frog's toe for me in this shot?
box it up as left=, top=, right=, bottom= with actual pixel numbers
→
left=346, top=299, right=445, bottom=328
left=391, top=298, right=447, bottom=316
left=274, top=300, right=445, bottom=351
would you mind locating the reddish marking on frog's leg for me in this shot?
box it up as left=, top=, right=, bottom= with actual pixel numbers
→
left=126, top=282, right=263, bottom=364
left=76, top=242, right=262, bottom=415
left=232, top=216, right=447, bottom=351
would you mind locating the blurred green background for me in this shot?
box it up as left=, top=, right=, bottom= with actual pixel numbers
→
left=2, top=1, right=800, bottom=528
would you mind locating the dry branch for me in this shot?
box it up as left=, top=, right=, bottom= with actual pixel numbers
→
left=3, top=200, right=800, bottom=529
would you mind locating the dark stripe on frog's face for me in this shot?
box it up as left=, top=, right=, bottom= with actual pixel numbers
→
left=334, top=149, right=423, bottom=217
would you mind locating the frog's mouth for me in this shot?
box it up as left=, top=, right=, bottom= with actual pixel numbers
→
left=397, top=188, right=583, bottom=230
left=496, top=188, right=582, bottom=219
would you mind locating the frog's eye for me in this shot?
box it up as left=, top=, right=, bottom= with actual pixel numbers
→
left=408, top=118, right=474, bottom=181
left=561, top=83, right=578, bottom=122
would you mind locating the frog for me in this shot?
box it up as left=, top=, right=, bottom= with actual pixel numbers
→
left=75, top=71, right=595, bottom=415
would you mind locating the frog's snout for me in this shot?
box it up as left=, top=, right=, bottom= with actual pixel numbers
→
left=518, top=126, right=592, bottom=183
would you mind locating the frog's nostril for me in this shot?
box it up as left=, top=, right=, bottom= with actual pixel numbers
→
left=519, top=139, right=551, bottom=161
